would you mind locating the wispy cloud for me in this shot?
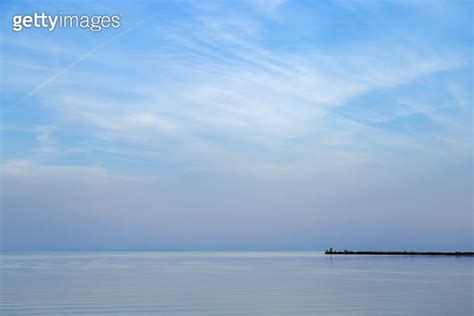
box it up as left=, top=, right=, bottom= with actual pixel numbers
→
left=4, top=22, right=144, bottom=112
left=31, top=11, right=467, bottom=176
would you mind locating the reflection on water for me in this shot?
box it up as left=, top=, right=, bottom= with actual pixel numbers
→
left=1, top=251, right=472, bottom=315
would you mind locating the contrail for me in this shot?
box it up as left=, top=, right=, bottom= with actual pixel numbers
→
left=4, top=23, right=141, bottom=113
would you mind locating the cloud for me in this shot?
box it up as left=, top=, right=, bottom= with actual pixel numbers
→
left=251, top=0, right=287, bottom=15
left=38, top=26, right=467, bottom=177
left=32, top=125, right=58, bottom=157
left=4, top=22, right=143, bottom=112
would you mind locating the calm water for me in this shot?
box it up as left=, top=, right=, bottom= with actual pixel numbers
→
left=0, top=251, right=472, bottom=315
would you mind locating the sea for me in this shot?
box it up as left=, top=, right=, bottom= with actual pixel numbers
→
left=0, top=251, right=472, bottom=315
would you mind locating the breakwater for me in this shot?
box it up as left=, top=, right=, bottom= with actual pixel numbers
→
left=325, top=249, right=474, bottom=256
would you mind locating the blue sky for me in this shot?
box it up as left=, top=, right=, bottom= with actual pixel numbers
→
left=1, top=0, right=472, bottom=251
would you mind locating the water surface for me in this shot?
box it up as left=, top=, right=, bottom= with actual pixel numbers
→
left=1, top=251, right=472, bottom=315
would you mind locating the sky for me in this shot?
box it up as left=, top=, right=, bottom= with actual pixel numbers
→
left=0, top=0, right=472, bottom=251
